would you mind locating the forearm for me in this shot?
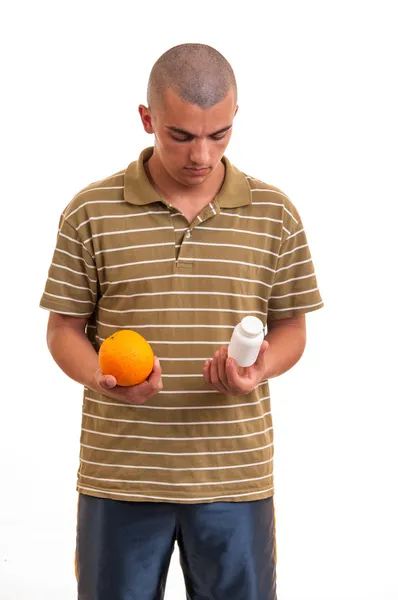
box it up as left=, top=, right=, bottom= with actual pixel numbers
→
left=263, top=318, right=306, bottom=379
left=47, top=325, right=100, bottom=393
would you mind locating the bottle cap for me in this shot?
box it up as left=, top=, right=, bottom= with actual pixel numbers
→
left=240, top=316, right=264, bottom=338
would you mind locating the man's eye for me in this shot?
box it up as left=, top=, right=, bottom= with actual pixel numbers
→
left=171, top=135, right=191, bottom=143
left=170, top=133, right=227, bottom=142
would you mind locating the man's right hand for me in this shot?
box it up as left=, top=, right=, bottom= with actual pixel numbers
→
left=94, top=356, right=163, bottom=404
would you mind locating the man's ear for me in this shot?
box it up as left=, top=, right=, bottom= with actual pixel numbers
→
left=138, top=105, right=154, bottom=134
left=234, top=104, right=239, bottom=117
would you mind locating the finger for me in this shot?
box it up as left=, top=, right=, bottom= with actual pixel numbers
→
left=217, top=347, right=229, bottom=389
left=125, top=381, right=156, bottom=404
left=225, top=356, right=250, bottom=395
left=126, top=392, right=151, bottom=405
left=147, top=357, right=162, bottom=386
left=203, top=359, right=211, bottom=384
left=135, top=358, right=163, bottom=396
left=210, top=351, right=228, bottom=394
left=152, top=356, right=162, bottom=375
left=119, top=358, right=162, bottom=405
left=255, top=340, right=269, bottom=361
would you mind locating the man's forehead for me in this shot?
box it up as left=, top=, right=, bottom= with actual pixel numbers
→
left=155, top=89, right=236, bottom=136
left=157, top=87, right=235, bottom=115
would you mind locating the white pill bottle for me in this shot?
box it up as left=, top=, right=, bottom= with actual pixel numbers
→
left=228, top=316, right=265, bottom=367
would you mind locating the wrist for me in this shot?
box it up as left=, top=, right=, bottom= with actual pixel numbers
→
left=258, top=346, right=274, bottom=382
left=259, top=365, right=271, bottom=383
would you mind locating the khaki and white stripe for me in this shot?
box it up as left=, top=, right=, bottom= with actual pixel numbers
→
left=40, top=147, right=323, bottom=503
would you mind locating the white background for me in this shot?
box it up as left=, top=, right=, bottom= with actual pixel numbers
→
left=1, top=1, right=397, bottom=599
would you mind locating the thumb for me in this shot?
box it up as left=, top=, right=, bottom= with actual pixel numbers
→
left=100, top=374, right=117, bottom=389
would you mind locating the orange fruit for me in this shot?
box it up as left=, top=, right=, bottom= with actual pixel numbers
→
left=98, top=329, right=154, bottom=386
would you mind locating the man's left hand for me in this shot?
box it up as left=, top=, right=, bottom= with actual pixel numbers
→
left=203, top=341, right=269, bottom=396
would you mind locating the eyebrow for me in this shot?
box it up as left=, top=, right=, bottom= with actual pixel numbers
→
left=166, top=125, right=232, bottom=138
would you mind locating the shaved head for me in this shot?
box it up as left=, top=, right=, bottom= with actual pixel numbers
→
left=147, top=43, right=237, bottom=111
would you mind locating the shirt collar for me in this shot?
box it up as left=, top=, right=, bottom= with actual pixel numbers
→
left=124, top=147, right=252, bottom=208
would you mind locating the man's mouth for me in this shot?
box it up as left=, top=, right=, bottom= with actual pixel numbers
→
left=185, top=167, right=210, bottom=175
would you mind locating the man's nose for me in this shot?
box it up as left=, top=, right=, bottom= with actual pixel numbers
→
left=189, top=139, right=210, bottom=166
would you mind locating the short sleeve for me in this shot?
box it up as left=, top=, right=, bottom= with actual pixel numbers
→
left=268, top=218, right=323, bottom=320
left=39, top=216, right=97, bottom=317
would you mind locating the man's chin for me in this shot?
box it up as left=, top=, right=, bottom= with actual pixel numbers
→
left=181, top=168, right=211, bottom=183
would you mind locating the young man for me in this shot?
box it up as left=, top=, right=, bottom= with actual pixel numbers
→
left=40, top=43, right=323, bottom=600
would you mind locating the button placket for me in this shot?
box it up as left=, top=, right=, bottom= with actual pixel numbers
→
left=174, top=200, right=219, bottom=269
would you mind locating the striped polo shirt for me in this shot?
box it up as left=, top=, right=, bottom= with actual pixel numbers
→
left=40, top=146, right=323, bottom=504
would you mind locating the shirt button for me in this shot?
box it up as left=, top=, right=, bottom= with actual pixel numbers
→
left=186, top=230, right=191, bottom=239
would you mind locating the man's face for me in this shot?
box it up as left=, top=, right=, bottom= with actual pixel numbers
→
left=139, top=88, right=238, bottom=187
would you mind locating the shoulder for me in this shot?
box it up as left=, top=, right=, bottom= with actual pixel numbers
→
left=60, top=168, right=127, bottom=228
left=243, top=171, right=302, bottom=232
